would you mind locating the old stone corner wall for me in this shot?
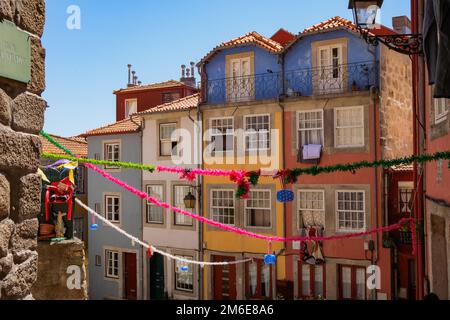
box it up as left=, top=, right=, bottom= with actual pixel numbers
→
left=0, top=0, right=46, bottom=300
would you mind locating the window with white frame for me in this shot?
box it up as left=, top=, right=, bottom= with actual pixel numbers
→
left=336, top=191, right=365, bottom=231
left=159, top=123, right=178, bottom=156
left=434, top=98, right=448, bottom=124
left=298, top=190, right=325, bottom=228
left=105, top=195, right=120, bottom=223
left=398, top=182, right=413, bottom=215
left=334, top=107, right=364, bottom=148
left=210, top=117, right=234, bottom=153
left=211, top=189, right=235, bottom=225
left=244, top=114, right=270, bottom=151
left=146, top=185, right=164, bottom=224
left=173, top=185, right=193, bottom=226
left=104, top=142, right=120, bottom=167
left=174, top=257, right=194, bottom=292
left=124, top=99, right=137, bottom=117
left=298, top=110, right=324, bottom=147
left=245, top=190, right=271, bottom=228
left=105, top=250, right=119, bottom=278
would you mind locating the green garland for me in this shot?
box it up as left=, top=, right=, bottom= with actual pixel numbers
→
left=40, top=130, right=450, bottom=180
left=290, top=151, right=450, bottom=178
left=42, top=152, right=156, bottom=172
left=40, top=130, right=74, bottom=156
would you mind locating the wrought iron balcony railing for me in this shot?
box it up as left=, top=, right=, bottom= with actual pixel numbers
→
left=203, top=61, right=379, bottom=104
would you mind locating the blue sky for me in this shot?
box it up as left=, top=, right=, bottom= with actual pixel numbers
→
left=42, top=0, right=410, bottom=137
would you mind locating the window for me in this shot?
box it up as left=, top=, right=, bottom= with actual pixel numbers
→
left=211, top=189, right=235, bottom=225
left=316, top=45, right=344, bottom=94
left=298, top=110, right=324, bottom=147
left=336, top=191, right=365, bottom=232
left=298, top=190, right=325, bottom=229
left=434, top=98, right=448, bottom=124
left=334, top=107, right=364, bottom=148
left=398, top=183, right=413, bottom=214
left=246, top=259, right=271, bottom=299
left=173, top=185, right=193, bottom=226
left=228, top=56, right=253, bottom=102
left=95, top=255, right=101, bottom=267
left=299, top=263, right=325, bottom=298
left=105, top=195, right=120, bottom=223
left=104, top=143, right=120, bottom=167
left=245, top=190, right=271, bottom=228
left=146, top=185, right=164, bottom=224
left=174, top=257, right=193, bottom=292
left=76, top=165, right=86, bottom=194
left=124, top=99, right=137, bottom=117
left=105, top=250, right=119, bottom=278
left=162, top=92, right=181, bottom=104
left=210, top=117, right=234, bottom=153
left=244, top=114, right=270, bottom=151
left=338, top=265, right=366, bottom=300
left=159, top=123, right=177, bottom=156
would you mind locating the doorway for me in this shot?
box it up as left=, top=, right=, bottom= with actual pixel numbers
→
left=213, top=255, right=237, bottom=300
left=150, top=252, right=166, bottom=300
left=123, top=252, right=137, bottom=300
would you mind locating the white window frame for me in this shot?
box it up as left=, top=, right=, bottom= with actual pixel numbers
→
left=105, top=195, right=121, bottom=223
left=124, top=98, right=137, bottom=118
left=297, top=189, right=325, bottom=230
left=210, top=189, right=235, bottom=225
left=146, top=184, right=164, bottom=224
left=434, top=98, right=448, bottom=124
left=105, top=250, right=119, bottom=279
left=334, top=106, right=365, bottom=148
left=335, top=190, right=366, bottom=232
left=103, top=142, right=120, bottom=168
left=297, top=110, right=324, bottom=147
left=244, top=114, right=271, bottom=152
left=174, top=256, right=194, bottom=292
left=173, top=185, right=193, bottom=226
left=159, top=122, right=178, bottom=157
left=244, top=189, right=272, bottom=229
left=209, top=117, right=235, bottom=154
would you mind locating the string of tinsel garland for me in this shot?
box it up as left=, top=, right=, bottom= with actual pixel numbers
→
left=40, top=130, right=450, bottom=188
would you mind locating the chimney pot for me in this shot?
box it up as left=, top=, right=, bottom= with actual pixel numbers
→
left=127, top=64, right=132, bottom=86
left=186, top=68, right=190, bottom=77
left=392, top=16, right=411, bottom=34
left=190, top=61, right=195, bottom=78
left=181, top=64, right=186, bottom=78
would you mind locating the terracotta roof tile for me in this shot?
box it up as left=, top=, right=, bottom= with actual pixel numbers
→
left=198, top=31, right=283, bottom=66
left=139, top=93, right=199, bottom=115
left=114, top=80, right=196, bottom=94
left=82, top=116, right=142, bottom=137
left=40, top=134, right=87, bottom=157
left=270, top=28, right=296, bottom=47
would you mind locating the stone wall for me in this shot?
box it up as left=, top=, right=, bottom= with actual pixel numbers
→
left=0, top=0, right=46, bottom=300
left=32, top=239, right=88, bottom=300
left=379, top=45, right=413, bottom=159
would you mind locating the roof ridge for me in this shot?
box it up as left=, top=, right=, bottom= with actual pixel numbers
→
left=46, top=133, right=87, bottom=145
left=84, top=115, right=141, bottom=135
left=138, top=93, right=199, bottom=115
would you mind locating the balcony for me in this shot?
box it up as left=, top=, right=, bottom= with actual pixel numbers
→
left=203, top=61, right=379, bottom=104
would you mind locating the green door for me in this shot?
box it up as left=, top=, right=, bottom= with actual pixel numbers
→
left=149, top=253, right=165, bottom=300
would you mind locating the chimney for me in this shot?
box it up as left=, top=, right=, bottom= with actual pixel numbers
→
left=392, top=16, right=411, bottom=34
left=127, top=64, right=132, bottom=87
left=131, top=71, right=136, bottom=85
left=180, top=61, right=196, bottom=88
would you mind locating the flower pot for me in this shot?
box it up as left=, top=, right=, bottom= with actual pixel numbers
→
left=39, top=223, right=55, bottom=236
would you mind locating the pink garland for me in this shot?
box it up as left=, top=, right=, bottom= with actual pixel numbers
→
left=85, top=162, right=415, bottom=244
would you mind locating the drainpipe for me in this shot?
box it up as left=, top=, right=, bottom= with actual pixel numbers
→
left=197, top=73, right=204, bottom=300
left=370, top=85, right=380, bottom=300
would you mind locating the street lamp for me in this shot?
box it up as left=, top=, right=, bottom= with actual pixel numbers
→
left=183, top=190, right=196, bottom=209
left=348, top=0, right=423, bottom=55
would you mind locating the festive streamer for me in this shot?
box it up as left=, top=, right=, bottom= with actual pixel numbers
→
left=85, top=161, right=414, bottom=243
left=75, top=198, right=252, bottom=266
left=39, top=130, right=417, bottom=250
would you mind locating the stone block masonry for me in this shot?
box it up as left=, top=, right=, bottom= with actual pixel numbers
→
left=0, top=0, right=46, bottom=300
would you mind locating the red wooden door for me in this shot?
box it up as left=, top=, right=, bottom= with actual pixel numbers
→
left=123, top=252, right=137, bottom=300
left=213, top=255, right=236, bottom=300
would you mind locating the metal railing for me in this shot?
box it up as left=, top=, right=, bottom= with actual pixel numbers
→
left=203, top=61, right=379, bottom=104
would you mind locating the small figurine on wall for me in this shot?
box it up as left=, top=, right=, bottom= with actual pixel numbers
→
left=54, top=211, right=67, bottom=238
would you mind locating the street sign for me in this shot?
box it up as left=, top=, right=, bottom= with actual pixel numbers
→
left=0, top=20, right=31, bottom=83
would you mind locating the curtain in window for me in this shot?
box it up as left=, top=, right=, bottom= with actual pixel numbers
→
left=262, top=265, right=270, bottom=297
left=341, top=267, right=351, bottom=299
left=249, top=261, right=257, bottom=296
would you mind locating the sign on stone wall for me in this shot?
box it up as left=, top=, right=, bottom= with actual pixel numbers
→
left=0, top=20, right=31, bottom=83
